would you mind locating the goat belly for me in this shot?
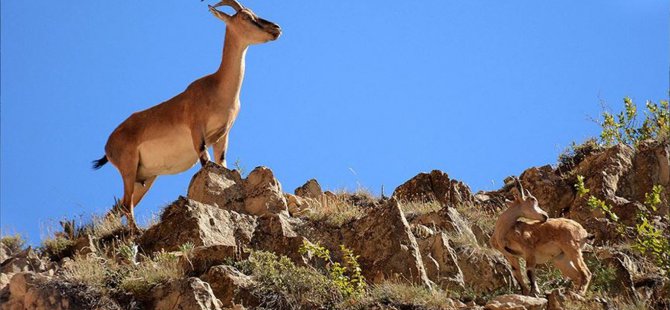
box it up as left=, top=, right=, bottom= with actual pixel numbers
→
left=136, top=132, right=199, bottom=178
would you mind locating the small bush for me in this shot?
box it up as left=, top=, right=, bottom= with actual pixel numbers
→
left=1, top=233, right=26, bottom=253
left=363, top=281, right=453, bottom=309
left=634, top=185, right=669, bottom=274
left=307, top=194, right=366, bottom=227
left=120, top=250, right=184, bottom=296
left=246, top=250, right=343, bottom=308
left=558, top=138, right=602, bottom=170
left=61, top=254, right=115, bottom=290
left=585, top=256, right=618, bottom=293
left=400, top=200, right=443, bottom=219
left=599, top=97, right=669, bottom=147
left=42, top=236, right=75, bottom=260
left=299, top=241, right=366, bottom=298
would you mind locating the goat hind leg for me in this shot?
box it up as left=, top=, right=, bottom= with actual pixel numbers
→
left=525, top=256, right=541, bottom=296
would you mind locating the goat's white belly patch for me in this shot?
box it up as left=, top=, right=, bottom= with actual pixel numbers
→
left=137, top=129, right=197, bottom=178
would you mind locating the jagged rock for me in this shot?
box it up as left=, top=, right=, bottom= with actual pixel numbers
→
left=452, top=243, right=514, bottom=294
left=251, top=213, right=309, bottom=263
left=184, top=245, right=238, bottom=276
left=342, top=199, right=432, bottom=287
left=187, top=163, right=288, bottom=216
left=188, top=162, right=246, bottom=212
left=0, top=272, right=119, bottom=310
left=622, top=140, right=670, bottom=212
left=416, top=232, right=464, bottom=290
left=393, top=170, right=475, bottom=208
left=411, top=207, right=478, bottom=246
left=201, top=265, right=257, bottom=308
left=0, top=247, right=49, bottom=275
left=519, top=165, right=574, bottom=218
left=140, top=197, right=256, bottom=253
left=0, top=244, right=10, bottom=264
left=244, top=166, right=288, bottom=215
left=295, top=179, right=323, bottom=199
left=284, top=193, right=314, bottom=216
left=485, top=294, right=547, bottom=310
left=149, top=277, right=222, bottom=310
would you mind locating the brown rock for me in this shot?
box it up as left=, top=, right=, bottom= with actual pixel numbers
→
left=184, top=245, right=238, bottom=276
left=244, top=166, right=288, bottom=215
left=187, top=163, right=288, bottom=216
left=393, top=170, right=474, bottom=208
left=188, top=162, right=246, bottom=212
left=519, top=165, right=574, bottom=218
left=485, top=294, right=547, bottom=310
left=150, top=277, right=223, bottom=310
left=140, top=197, right=256, bottom=253
left=452, top=243, right=514, bottom=294
left=295, top=179, right=323, bottom=199
left=342, top=198, right=432, bottom=287
left=411, top=207, right=478, bottom=246
left=201, top=265, right=257, bottom=308
left=251, top=213, right=309, bottom=263
left=415, top=231, right=464, bottom=290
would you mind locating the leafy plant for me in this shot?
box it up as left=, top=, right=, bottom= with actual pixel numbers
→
left=574, top=175, right=590, bottom=198
left=633, top=185, right=669, bottom=274
left=299, top=241, right=367, bottom=298
left=587, top=196, right=619, bottom=222
left=599, top=97, right=669, bottom=147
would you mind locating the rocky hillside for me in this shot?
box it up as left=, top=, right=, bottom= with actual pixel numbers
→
left=1, top=139, right=668, bottom=310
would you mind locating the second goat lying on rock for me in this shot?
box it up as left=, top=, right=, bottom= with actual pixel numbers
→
left=490, top=179, right=592, bottom=296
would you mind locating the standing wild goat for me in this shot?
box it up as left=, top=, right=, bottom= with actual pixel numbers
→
left=92, top=0, right=281, bottom=231
left=490, top=179, right=592, bottom=296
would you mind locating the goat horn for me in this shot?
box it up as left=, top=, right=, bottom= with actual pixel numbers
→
left=210, top=0, right=244, bottom=12
left=514, top=177, right=526, bottom=200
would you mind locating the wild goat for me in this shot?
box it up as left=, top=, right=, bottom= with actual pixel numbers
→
left=92, top=0, right=281, bottom=231
left=490, top=179, right=592, bottom=296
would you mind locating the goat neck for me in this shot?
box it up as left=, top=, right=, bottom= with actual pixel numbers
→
left=215, top=29, right=248, bottom=102
left=492, top=206, right=521, bottom=250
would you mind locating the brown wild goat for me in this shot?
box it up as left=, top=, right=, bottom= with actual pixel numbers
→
left=490, top=179, right=592, bottom=296
left=92, top=0, right=281, bottom=231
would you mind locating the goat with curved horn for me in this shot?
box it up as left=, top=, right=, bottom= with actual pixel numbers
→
left=490, top=179, right=592, bottom=296
left=92, top=0, right=282, bottom=232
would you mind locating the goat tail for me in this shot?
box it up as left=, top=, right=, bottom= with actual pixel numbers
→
left=92, top=155, right=109, bottom=170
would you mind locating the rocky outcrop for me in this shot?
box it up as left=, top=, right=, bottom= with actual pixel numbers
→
left=393, top=170, right=475, bottom=208
left=340, top=199, right=432, bottom=287
left=149, top=278, right=222, bottom=310
left=295, top=179, right=323, bottom=199
left=187, top=162, right=288, bottom=216
left=201, top=265, right=257, bottom=308
left=0, top=273, right=121, bottom=310
left=139, top=197, right=257, bottom=253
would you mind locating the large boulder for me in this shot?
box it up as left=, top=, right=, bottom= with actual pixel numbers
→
left=393, top=170, right=475, bottom=208
left=0, top=248, right=52, bottom=290
left=294, top=179, right=323, bottom=200
left=149, top=277, right=222, bottom=310
left=201, top=265, right=257, bottom=308
left=251, top=213, right=309, bottom=263
left=187, top=163, right=288, bottom=216
left=453, top=243, right=515, bottom=294
left=341, top=199, right=432, bottom=287
left=139, top=197, right=257, bottom=253
left=415, top=231, right=464, bottom=290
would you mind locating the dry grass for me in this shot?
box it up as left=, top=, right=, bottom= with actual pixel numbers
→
left=61, top=254, right=114, bottom=289
left=306, top=192, right=367, bottom=227
left=455, top=204, right=499, bottom=236
left=1, top=233, right=26, bottom=253
left=400, top=200, right=443, bottom=218
left=120, top=250, right=184, bottom=296
left=358, top=281, right=455, bottom=309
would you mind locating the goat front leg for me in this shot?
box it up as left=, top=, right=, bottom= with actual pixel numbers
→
left=213, top=133, right=230, bottom=168
left=505, top=254, right=530, bottom=295
left=525, top=256, right=540, bottom=297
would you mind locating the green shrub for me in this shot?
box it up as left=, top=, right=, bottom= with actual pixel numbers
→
left=246, top=250, right=343, bottom=308
left=42, top=236, right=75, bottom=260
left=599, top=97, right=669, bottom=147
left=574, top=175, right=590, bottom=198
left=585, top=256, right=618, bottom=293
left=299, top=241, right=366, bottom=298
left=634, top=185, right=669, bottom=274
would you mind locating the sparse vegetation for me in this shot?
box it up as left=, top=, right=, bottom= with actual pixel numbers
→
left=400, top=200, right=442, bottom=218
left=633, top=185, right=669, bottom=274
left=599, top=97, right=669, bottom=147
left=244, top=250, right=344, bottom=308
left=1, top=233, right=26, bottom=253
left=41, top=236, right=75, bottom=259
left=361, top=281, right=454, bottom=309
left=299, top=241, right=366, bottom=298
left=558, top=138, right=602, bottom=170
left=307, top=192, right=367, bottom=227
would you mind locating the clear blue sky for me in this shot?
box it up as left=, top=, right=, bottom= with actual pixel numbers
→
left=1, top=1, right=668, bottom=243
